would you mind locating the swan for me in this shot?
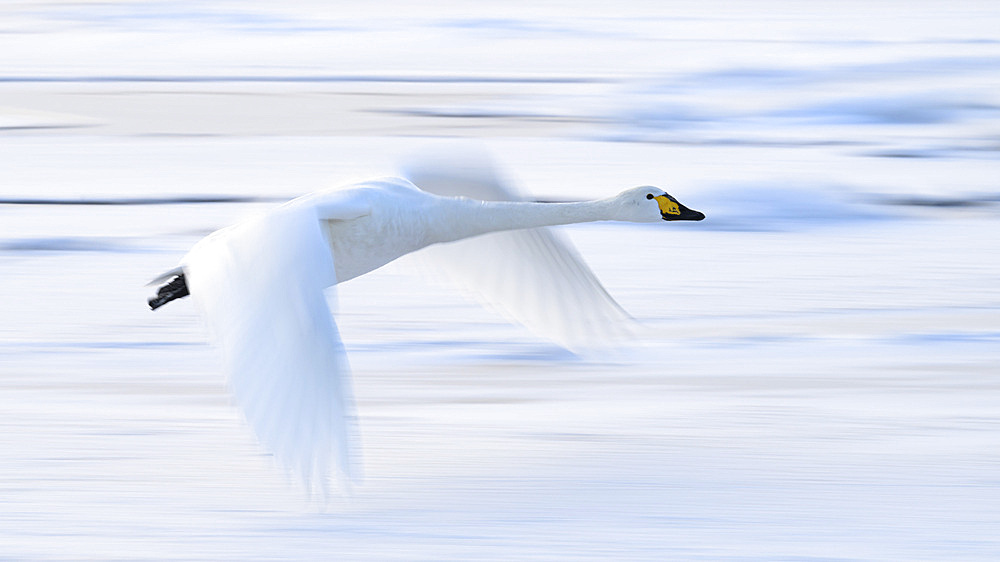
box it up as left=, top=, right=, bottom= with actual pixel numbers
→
left=148, top=168, right=704, bottom=492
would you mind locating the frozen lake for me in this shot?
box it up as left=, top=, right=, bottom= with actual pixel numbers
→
left=2, top=2, right=999, bottom=560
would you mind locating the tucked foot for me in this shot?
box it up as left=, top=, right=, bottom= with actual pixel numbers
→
left=148, top=273, right=190, bottom=310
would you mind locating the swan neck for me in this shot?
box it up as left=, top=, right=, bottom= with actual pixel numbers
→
left=433, top=198, right=613, bottom=243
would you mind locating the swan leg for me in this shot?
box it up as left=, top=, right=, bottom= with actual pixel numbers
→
left=148, top=273, right=190, bottom=310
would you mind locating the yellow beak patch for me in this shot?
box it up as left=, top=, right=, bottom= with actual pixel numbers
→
left=654, top=194, right=681, bottom=216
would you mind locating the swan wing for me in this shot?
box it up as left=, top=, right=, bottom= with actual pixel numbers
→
left=182, top=203, right=357, bottom=492
left=404, top=163, right=633, bottom=352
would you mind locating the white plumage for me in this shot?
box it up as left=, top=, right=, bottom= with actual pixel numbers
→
left=404, top=162, right=634, bottom=352
left=154, top=162, right=704, bottom=492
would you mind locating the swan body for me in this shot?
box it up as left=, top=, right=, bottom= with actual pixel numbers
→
left=153, top=171, right=703, bottom=491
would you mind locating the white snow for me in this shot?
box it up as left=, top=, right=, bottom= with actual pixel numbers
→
left=1, top=1, right=999, bottom=560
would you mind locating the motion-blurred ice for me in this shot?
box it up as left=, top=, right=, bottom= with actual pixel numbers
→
left=1, top=1, right=999, bottom=560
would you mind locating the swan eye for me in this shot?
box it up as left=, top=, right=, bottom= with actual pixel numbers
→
left=646, top=193, right=654, bottom=200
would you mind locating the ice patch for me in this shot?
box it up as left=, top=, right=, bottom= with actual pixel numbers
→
left=601, top=55, right=1000, bottom=149
left=692, top=184, right=888, bottom=231
left=431, top=17, right=583, bottom=36
left=36, top=1, right=341, bottom=34
left=677, top=56, right=1000, bottom=91
left=775, top=94, right=998, bottom=126
left=0, top=236, right=144, bottom=253
left=0, top=195, right=279, bottom=206
left=0, top=106, right=100, bottom=130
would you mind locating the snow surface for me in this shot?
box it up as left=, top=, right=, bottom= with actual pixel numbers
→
left=1, top=1, right=999, bottom=560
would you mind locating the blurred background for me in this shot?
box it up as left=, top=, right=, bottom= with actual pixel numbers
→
left=1, top=1, right=999, bottom=560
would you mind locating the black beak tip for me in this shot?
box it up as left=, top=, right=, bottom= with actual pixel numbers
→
left=662, top=208, right=706, bottom=221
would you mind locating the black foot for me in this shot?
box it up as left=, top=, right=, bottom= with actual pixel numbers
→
left=149, top=273, right=190, bottom=310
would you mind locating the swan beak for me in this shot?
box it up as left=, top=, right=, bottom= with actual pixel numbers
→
left=655, top=194, right=705, bottom=221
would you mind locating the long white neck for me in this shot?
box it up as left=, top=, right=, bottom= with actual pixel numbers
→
left=429, top=197, right=618, bottom=244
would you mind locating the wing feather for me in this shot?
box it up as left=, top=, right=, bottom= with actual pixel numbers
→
left=404, top=159, right=634, bottom=352
left=181, top=203, right=357, bottom=492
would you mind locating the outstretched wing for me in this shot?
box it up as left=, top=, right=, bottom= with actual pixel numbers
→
left=403, top=157, right=634, bottom=353
left=181, top=202, right=357, bottom=492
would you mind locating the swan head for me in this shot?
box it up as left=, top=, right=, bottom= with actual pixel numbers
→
left=614, top=186, right=705, bottom=223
